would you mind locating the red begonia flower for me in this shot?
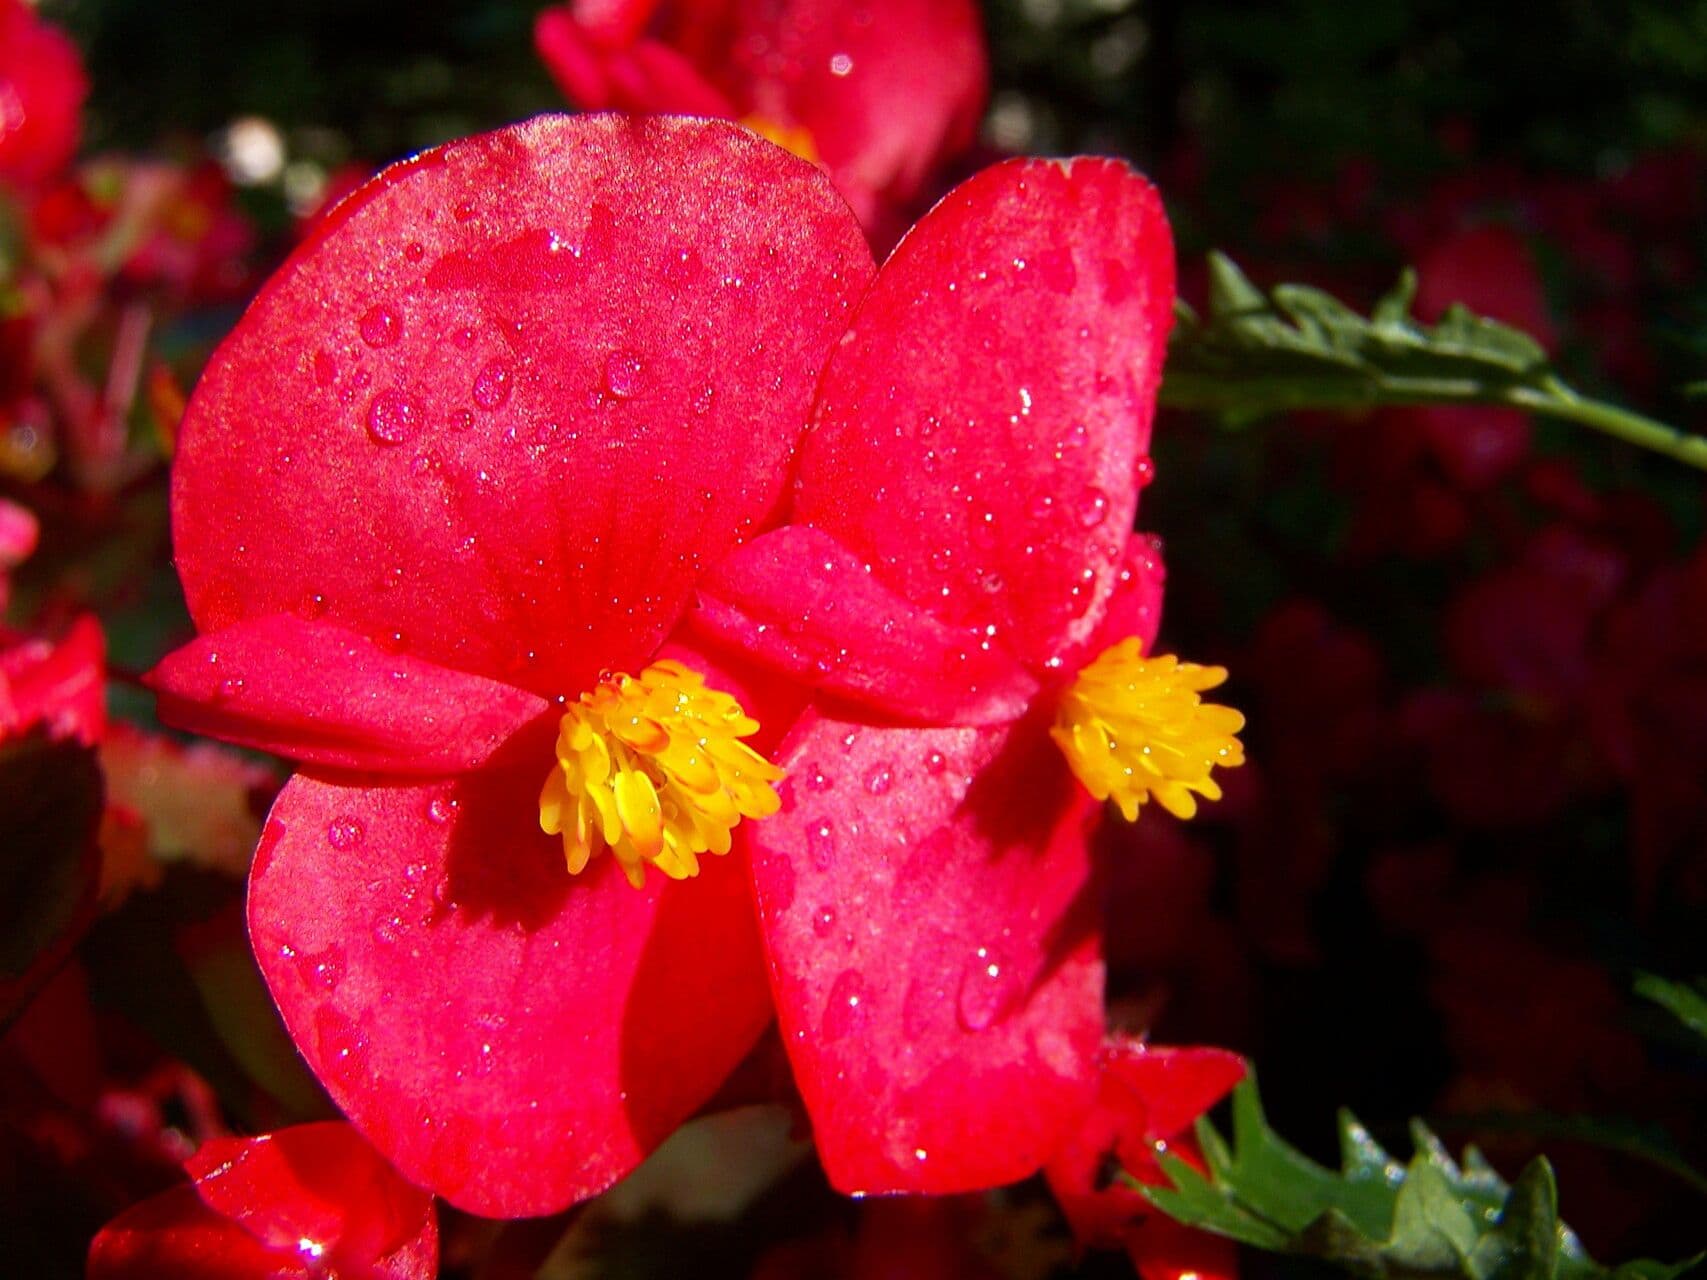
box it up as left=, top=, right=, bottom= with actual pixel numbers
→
left=87, top=1122, right=438, bottom=1280
left=150, top=114, right=875, bottom=1216
left=1, top=613, right=105, bottom=745
left=0, top=497, right=38, bottom=612
left=534, top=0, right=987, bottom=242
left=1044, top=1038, right=1245, bottom=1257
left=0, top=0, right=87, bottom=189
left=704, top=157, right=1244, bottom=1192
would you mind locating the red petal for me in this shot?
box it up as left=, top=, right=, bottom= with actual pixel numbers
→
left=187, top=1122, right=437, bottom=1277
left=249, top=768, right=773, bottom=1216
left=747, top=708, right=1103, bottom=1194
left=88, top=1124, right=438, bottom=1280
left=1045, top=1038, right=1244, bottom=1250
left=1102, top=1041, right=1246, bottom=1143
left=794, top=157, right=1175, bottom=670
left=88, top=1185, right=301, bottom=1280
left=694, top=524, right=1037, bottom=725
left=172, top=115, right=874, bottom=701
left=148, top=616, right=551, bottom=775
left=1078, top=531, right=1166, bottom=662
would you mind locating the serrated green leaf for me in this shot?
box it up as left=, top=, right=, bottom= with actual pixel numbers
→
left=1161, top=252, right=1707, bottom=471
left=1133, top=1073, right=1694, bottom=1280
left=1635, top=972, right=1707, bottom=1045
left=1473, top=1160, right=1560, bottom=1280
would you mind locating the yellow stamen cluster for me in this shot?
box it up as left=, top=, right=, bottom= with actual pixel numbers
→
left=538, top=659, right=784, bottom=888
left=1052, top=636, right=1245, bottom=822
left=740, top=114, right=821, bottom=165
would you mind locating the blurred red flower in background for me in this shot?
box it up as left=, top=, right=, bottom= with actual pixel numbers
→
left=534, top=0, right=987, bottom=245
left=0, top=0, right=87, bottom=190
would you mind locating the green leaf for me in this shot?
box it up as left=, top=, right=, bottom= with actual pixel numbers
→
left=1634, top=972, right=1707, bottom=1046
left=1134, top=1075, right=1698, bottom=1280
left=1161, top=253, right=1707, bottom=471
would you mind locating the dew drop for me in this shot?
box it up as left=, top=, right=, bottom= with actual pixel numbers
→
left=805, top=766, right=834, bottom=792
left=427, top=794, right=458, bottom=825
left=404, top=241, right=426, bottom=262
left=811, top=904, right=837, bottom=937
left=807, top=818, right=835, bottom=870
left=472, top=360, right=512, bottom=410
left=956, top=948, right=1016, bottom=1031
left=864, top=764, right=894, bottom=796
left=326, top=816, right=365, bottom=850
left=603, top=350, right=644, bottom=399
left=820, top=969, right=869, bottom=1042
left=1135, top=454, right=1156, bottom=489
left=1076, top=486, right=1110, bottom=529
left=359, top=305, right=402, bottom=348
left=924, top=749, right=948, bottom=775
left=297, top=591, right=327, bottom=619
left=366, top=389, right=418, bottom=445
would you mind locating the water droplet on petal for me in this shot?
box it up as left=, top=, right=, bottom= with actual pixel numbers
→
left=327, top=816, right=365, bottom=850
left=811, top=904, right=837, bottom=937
left=924, top=749, right=948, bottom=775
left=956, top=947, right=1017, bottom=1031
left=821, top=969, right=869, bottom=1042
left=1135, top=454, right=1156, bottom=489
left=427, top=794, right=458, bottom=825
left=359, top=305, right=402, bottom=348
left=864, top=764, right=893, bottom=796
left=366, top=389, right=418, bottom=445
left=603, top=350, right=644, bottom=399
left=807, top=818, right=835, bottom=870
left=1077, top=486, right=1110, bottom=529
left=472, top=360, right=512, bottom=410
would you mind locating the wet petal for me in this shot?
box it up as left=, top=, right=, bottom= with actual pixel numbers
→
left=746, top=709, right=1103, bottom=1194
left=148, top=616, right=552, bottom=775
left=694, top=524, right=1037, bottom=726
left=248, top=767, right=773, bottom=1216
left=794, top=155, right=1175, bottom=670
left=172, top=115, right=875, bottom=701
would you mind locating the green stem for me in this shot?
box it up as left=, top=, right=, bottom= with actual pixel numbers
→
left=1503, top=376, right=1707, bottom=471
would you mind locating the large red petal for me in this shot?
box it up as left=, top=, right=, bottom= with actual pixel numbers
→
left=793, top=156, right=1175, bottom=670
left=248, top=767, right=773, bottom=1216
left=148, top=616, right=551, bottom=775
left=747, top=708, right=1103, bottom=1194
left=694, top=524, right=1037, bottom=726
left=173, top=115, right=874, bottom=700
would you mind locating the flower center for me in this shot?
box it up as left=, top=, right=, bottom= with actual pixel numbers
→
left=538, top=659, right=784, bottom=888
left=740, top=114, right=820, bottom=165
left=1051, top=637, right=1246, bottom=822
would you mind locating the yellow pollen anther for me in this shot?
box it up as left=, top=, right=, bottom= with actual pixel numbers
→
left=1051, top=636, right=1246, bottom=822
left=538, top=659, right=784, bottom=888
left=740, top=114, right=821, bottom=165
